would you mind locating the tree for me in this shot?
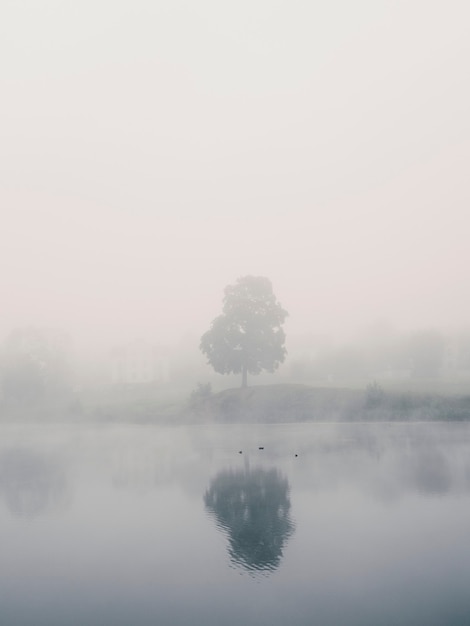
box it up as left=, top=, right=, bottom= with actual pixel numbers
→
left=0, top=327, right=73, bottom=405
left=200, top=276, right=288, bottom=387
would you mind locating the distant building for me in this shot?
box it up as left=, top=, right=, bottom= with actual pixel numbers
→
left=109, top=341, right=169, bottom=385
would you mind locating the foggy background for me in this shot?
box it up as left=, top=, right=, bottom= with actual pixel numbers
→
left=1, top=0, right=469, bottom=359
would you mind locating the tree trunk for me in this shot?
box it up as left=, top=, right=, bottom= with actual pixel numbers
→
left=241, top=366, right=247, bottom=388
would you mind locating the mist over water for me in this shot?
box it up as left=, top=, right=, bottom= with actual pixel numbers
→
left=1, top=422, right=470, bottom=625
left=2, top=3, right=470, bottom=623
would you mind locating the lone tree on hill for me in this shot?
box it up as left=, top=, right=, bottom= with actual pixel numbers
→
left=200, top=276, right=288, bottom=388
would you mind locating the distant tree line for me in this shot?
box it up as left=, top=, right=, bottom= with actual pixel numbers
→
left=0, top=327, right=74, bottom=411
left=3, top=276, right=470, bottom=420
left=289, top=329, right=470, bottom=383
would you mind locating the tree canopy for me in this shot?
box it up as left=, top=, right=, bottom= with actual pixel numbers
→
left=200, top=276, right=288, bottom=387
left=0, top=327, right=72, bottom=405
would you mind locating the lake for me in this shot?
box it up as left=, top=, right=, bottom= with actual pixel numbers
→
left=1, top=421, right=470, bottom=625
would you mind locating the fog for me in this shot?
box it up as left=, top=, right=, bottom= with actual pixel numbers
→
left=1, top=0, right=469, bottom=358
left=2, top=421, right=470, bottom=625
left=3, top=8, right=470, bottom=622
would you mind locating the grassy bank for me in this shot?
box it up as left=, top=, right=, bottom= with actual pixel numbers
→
left=2, top=382, right=470, bottom=423
left=187, top=383, right=470, bottom=423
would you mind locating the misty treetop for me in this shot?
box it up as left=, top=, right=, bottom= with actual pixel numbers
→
left=0, top=327, right=72, bottom=405
left=200, top=276, right=288, bottom=387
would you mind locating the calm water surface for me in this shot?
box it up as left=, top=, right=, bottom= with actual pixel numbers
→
left=1, top=422, right=470, bottom=625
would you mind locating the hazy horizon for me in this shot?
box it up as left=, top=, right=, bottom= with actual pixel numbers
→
left=2, top=1, right=469, bottom=353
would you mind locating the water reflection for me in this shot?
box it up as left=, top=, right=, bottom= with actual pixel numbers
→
left=0, top=448, right=68, bottom=517
left=401, top=448, right=452, bottom=495
left=204, top=467, right=294, bottom=575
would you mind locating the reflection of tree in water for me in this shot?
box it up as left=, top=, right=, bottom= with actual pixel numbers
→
left=406, top=448, right=452, bottom=495
left=204, top=467, right=294, bottom=574
left=0, top=449, right=68, bottom=517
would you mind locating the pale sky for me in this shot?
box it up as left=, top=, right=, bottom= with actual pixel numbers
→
left=1, top=0, right=469, bottom=351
